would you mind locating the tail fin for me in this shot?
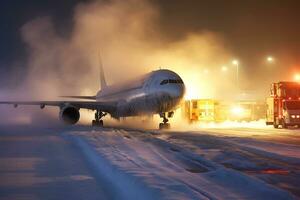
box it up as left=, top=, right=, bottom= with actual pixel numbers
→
left=99, top=53, right=107, bottom=90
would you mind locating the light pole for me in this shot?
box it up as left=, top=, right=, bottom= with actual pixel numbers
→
left=267, top=56, right=274, bottom=63
left=232, top=60, right=239, bottom=89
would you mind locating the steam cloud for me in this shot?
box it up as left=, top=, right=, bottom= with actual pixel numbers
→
left=0, top=0, right=238, bottom=126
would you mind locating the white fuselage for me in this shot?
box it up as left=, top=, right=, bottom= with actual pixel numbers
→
left=96, top=69, right=185, bottom=118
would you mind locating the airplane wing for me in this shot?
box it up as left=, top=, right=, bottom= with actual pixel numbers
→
left=59, top=95, right=97, bottom=100
left=0, top=100, right=116, bottom=113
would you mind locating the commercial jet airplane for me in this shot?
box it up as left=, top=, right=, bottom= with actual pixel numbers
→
left=0, top=65, right=185, bottom=129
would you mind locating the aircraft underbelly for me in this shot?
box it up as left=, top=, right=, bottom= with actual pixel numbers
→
left=115, top=93, right=180, bottom=117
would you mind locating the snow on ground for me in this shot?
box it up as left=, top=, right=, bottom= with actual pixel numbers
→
left=158, top=129, right=300, bottom=197
left=229, top=137, right=300, bottom=159
left=64, top=127, right=296, bottom=200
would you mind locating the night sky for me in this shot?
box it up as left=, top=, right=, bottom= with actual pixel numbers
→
left=0, top=0, right=87, bottom=65
left=156, top=0, right=300, bottom=76
left=1, top=0, right=300, bottom=80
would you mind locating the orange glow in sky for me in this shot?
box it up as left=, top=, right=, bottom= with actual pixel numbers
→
left=294, top=73, right=300, bottom=82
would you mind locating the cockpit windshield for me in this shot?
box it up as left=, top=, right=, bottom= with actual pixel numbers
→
left=160, top=79, right=184, bottom=85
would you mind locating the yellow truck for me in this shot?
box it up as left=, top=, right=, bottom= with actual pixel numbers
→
left=183, top=99, right=217, bottom=123
left=227, top=101, right=267, bottom=122
left=183, top=99, right=266, bottom=123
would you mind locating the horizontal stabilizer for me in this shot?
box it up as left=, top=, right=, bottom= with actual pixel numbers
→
left=59, top=95, right=96, bottom=100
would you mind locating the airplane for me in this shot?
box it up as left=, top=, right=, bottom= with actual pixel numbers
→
left=0, top=65, right=185, bottom=129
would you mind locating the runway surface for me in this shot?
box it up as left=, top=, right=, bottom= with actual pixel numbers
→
left=0, top=124, right=299, bottom=199
left=0, top=126, right=110, bottom=200
left=198, top=126, right=300, bottom=145
left=158, top=126, right=300, bottom=198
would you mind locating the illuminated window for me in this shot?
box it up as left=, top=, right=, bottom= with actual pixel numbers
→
left=192, top=101, right=197, bottom=109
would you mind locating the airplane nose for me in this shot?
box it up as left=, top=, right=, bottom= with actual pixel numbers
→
left=168, top=85, right=185, bottom=99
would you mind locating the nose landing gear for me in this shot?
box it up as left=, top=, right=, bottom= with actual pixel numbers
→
left=92, top=110, right=106, bottom=127
left=159, top=112, right=174, bottom=130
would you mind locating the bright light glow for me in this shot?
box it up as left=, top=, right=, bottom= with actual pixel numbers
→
left=221, top=66, right=228, bottom=72
left=203, top=69, right=209, bottom=74
left=184, top=86, right=198, bottom=100
left=267, top=56, right=274, bottom=62
left=294, top=74, right=300, bottom=82
left=232, top=60, right=239, bottom=65
left=231, top=106, right=245, bottom=117
left=182, top=69, right=216, bottom=100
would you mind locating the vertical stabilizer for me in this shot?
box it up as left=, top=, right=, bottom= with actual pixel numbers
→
left=99, top=53, right=107, bottom=90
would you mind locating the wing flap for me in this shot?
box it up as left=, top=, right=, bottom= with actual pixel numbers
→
left=59, top=96, right=97, bottom=100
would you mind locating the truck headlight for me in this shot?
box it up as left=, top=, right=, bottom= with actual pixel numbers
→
left=231, top=106, right=245, bottom=117
left=291, top=115, right=296, bottom=118
left=297, top=115, right=300, bottom=118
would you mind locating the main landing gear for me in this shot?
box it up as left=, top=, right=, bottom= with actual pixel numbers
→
left=159, top=112, right=174, bottom=130
left=92, top=110, right=106, bottom=127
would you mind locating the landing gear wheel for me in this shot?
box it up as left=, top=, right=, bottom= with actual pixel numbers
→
left=159, top=123, right=170, bottom=130
left=159, top=112, right=173, bottom=130
left=92, top=110, right=106, bottom=127
left=274, top=118, right=279, bottom=129
left=92, top=120, right=103, bottom=127
left=282, top=122, right=287, bottom=129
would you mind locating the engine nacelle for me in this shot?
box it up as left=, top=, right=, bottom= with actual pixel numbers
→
left=59, top=105, right=80, bottom=125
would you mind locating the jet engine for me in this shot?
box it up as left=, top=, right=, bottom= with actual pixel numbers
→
left=59, top=105, right=80, bottom=124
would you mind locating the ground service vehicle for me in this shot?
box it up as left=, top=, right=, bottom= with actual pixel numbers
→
left=266, top=82, right=300, bottom=128
left=228, top=101, right=267, bottom=122
left=183, top=99, right=266, bottom=123
left=183, top=99, right=217, bottom=123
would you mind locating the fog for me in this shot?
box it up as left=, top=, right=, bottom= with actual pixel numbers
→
left=0, top=0, right=269, bottom=127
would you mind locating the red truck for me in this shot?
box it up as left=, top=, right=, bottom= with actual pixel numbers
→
left=266, top=82, right=300, bottom=128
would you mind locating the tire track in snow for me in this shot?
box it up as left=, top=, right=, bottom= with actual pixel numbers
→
left=111, top=128, right=295, bottom=199
left=156, top=131, right=300, bottom=197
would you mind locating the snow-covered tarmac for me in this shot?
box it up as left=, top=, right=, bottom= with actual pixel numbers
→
left=0, top=126, right=110, bottom=200
left=66, top=126, right=300, bottom=199
left=0, top=125, right=299, bottom=199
